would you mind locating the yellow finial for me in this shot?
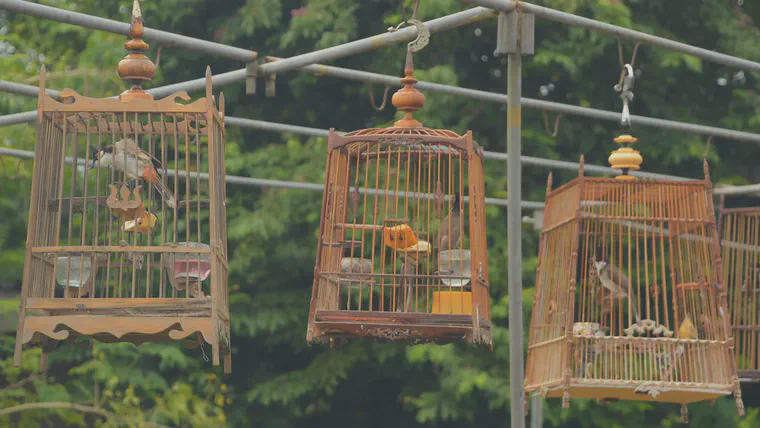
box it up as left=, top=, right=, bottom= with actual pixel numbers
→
left=609, top=132, right=643, bottom=180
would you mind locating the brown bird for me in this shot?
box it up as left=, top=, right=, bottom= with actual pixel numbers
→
left=591, top=250, right=641, bottom=323
left=91, top=138, right=175, bottom=208
left=437, top=192, right=461, bottom=251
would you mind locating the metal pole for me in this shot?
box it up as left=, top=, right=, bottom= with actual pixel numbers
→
left=5, top=80, right=760, bottom=194
left=6, top=55, right=760, bottom=144
left=5, top=2, right=760, bottom=142
left=530, top=396, right=543, bottom=428
left=288, top=61, right=760, bottom=144
left=0, top=0, right=257, bottom=63
left=0, top=147, right=543, bottom=209
left=507, top=29, right=526, bottom=428
left=0, top=80, right=697, bottom=183
left=469, top=0, right=760, bottom=73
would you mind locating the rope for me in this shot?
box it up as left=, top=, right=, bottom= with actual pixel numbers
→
left=367, top=84, right=391, bottom=111
left=542, top=111, right=563, bottom=138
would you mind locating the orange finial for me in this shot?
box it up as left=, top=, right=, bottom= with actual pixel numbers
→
left=391, top=50, right=425, bottom=127
left=118, top=0, right=156, bottom=101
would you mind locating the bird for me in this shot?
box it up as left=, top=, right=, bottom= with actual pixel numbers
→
left=677, top=314, right=698, bottom=340
left=591, top=254, right=641, bottom=324
left=90, top=138, right=175, bottom=208
left=437, top=192, right=461, bottom=251
left=121, top=210, right=158, bottom=234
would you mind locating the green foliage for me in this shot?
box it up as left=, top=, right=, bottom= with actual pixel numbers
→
left=3, top=0, right=760, bottom=427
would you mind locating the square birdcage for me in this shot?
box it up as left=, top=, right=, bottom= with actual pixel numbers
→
left=306, top=54, right=491, bottom=347
left=524, top=148, right=742, bottom=415
left=719, top=205, right=760, bottom=382
left=14, top=3, right=230, bottom=373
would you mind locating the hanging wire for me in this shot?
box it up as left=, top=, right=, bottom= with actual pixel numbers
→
left=542, top=111, right=563, bottom=138
left=703, top=135, right=714, bottom=159
left=368, top=84, right=391, bottom=111
left=155, top=44, right=163, bottom=70
left=617, top=38, right=642, bottom=68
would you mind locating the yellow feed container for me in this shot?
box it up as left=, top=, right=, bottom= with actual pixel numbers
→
left=432, top=291, right=472, bottom=315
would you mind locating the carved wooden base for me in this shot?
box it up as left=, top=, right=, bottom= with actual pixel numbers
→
left=310, top=310, right=492, bottom=347
left=18, top=312, right=231, bottom=373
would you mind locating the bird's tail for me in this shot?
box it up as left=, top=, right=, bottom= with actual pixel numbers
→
left=151, top=176, right=175, bottom=209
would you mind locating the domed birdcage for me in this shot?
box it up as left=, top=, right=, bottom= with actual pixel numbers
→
left=306, top=51, right=491, bottom=347
left=14, top=1, right=231, bottom=373
left=718, top=201, right=760, bottom=382
left=524, top=66, right=743, bottom=419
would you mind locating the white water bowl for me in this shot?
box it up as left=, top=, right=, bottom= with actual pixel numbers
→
left=437, top=249, right=471, bottom=287
left=55, top=256, right=92, bottom=288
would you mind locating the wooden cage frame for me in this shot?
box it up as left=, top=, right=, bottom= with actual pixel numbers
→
left=719, top=204, right=760, bottom=382
left=524, top=159, right=743, bottom=414
left=306, top=128, right=491, bottom=346
left=14, top=6, right=230, bottom=373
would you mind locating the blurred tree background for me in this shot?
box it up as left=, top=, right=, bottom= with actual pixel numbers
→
left=2, top=0, right=760, bottom=426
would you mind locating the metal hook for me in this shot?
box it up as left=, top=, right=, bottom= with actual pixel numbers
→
left=387, top=1, right=428, bottom=52
left=542, top=111, right=563, bottom=138
left=368, top=84, right=391, bottom=111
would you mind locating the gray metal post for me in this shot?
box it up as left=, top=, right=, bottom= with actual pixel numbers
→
left=530, top=396, right=543, bottom=428
left=499, top=10, right=529, bottom=428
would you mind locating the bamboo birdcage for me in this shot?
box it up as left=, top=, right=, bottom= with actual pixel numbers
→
left=14, top=1, right=231, bottom=373
left=524, top=129, right=744, bottom=416
left=719, top=203, right=760, bottom=382
left=306, top=52, right=491, bottom=347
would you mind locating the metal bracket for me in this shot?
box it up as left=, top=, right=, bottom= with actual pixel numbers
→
left=494, top=12, right=535, bottom=56
left=264, top=57, right=278, bottom=98
left=245, top=61, right=257, bottom=95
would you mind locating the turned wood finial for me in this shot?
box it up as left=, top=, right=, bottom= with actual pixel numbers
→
left=118, top=0, right=156, bottom=101
left=391, top=50, right=425, bottom=128
left=578, top=154, right=585, bottom=177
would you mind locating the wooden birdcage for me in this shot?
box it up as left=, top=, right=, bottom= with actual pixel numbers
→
left=719, top=203, right=760, bottom=382
left=306, top=52, right=490, bottom=347
left=524, top=128, right=743, bottom=418
left=14, top=1, right=230, bottom=373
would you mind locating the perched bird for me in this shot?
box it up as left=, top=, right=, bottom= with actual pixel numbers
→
left=677, top=314, right=698, bottom=340
left=121, top=210, right=158, bottom=234
left=437, top=192, right=461, bottom=251
left=91, top=138, right=175, bottom=208
left=591, top=255, right=641, bottom=323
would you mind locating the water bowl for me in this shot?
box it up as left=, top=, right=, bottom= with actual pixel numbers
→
left=437, top=249, right=472, bottom=287
left=165, top=242, right=212, bottom=291
left=55, top=256, right=92, bottom=288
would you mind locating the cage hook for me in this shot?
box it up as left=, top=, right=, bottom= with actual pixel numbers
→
left=367, top=84, right=391, bottom=111
left=387, top=0, right=429, bottom=53
left=542, top=111, right=563, bottom=138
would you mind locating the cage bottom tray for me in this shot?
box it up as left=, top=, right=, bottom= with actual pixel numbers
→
left=21, top=297, right=221, bottom=346
left=738, top=370, right=760, bottom=383
left=541, top=381, right=731, bottom=404
left=312, top=310, right=491, bottom=345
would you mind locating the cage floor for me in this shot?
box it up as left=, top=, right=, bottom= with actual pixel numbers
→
left=312, top=310, right=491, bottom=345
left=542, top=382, right=731, bottom=404
left=25, top=297, right=212, bottom=316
